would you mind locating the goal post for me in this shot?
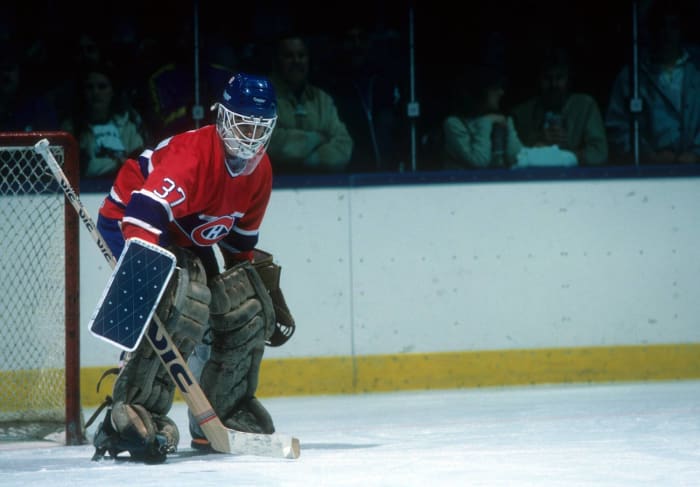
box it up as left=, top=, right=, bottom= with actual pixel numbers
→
left=0, top=131, right=84, bottom=445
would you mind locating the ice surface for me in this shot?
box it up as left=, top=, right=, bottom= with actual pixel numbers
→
left=1, top=380, right=699, bottom=486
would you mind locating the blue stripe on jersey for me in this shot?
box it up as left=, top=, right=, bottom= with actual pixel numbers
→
left=97, top=213, right=126, bottom=258
left=127, top=192, right=172, bottom=247
left=137, top=153, right=152, bottom=178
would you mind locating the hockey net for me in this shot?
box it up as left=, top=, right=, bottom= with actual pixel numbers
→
left=0, top=132, right=84, bottom=445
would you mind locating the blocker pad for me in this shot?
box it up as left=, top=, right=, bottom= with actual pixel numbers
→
left=88, top=238, right=176, bottom=351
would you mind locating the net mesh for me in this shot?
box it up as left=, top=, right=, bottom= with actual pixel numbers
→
left=0, top=145, right=68, bottom=441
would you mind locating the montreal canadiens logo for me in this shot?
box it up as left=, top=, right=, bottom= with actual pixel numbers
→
left=191, top=216, right=234, bottom=244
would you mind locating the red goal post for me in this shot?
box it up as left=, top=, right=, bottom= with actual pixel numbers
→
left=0, top=131, right=84, bottom=445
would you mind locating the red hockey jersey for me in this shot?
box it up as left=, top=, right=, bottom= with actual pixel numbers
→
left=99, top=124, right=272, bottom=261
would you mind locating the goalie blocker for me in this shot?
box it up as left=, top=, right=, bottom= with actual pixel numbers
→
left=88, top=238, right=177, bottom=351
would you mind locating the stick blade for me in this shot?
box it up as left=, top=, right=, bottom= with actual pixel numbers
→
left=224, top=429, right=301, bottom=459
left=197, top=409, right=300, bottom=459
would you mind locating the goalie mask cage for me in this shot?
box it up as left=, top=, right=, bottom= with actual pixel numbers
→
left=0, top=132, right=84, bottom=445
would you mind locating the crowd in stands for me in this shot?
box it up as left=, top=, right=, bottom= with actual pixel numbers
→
left=1, top=0, right=699, bottom=179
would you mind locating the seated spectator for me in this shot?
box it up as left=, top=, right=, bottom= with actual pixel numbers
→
left=138, top=46, right=194, bottom=145
left=320, top=21, right=406, bottom=172
left=442, top=65, right=523, bottom=169
left=0, top=44, right=58, bottom=132
left=511, top=46, right=608, bottom=165
left=60, top=62, right=146, bottom=179
left=605, top=0, right=700, bottom=165
left=266, top=33, right=353, bottom=174
left=136, top=31, right=239, bottom=146
left=51, top=31, right=108, bottom=125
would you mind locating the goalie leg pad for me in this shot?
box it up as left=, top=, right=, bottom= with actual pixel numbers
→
left=112, top=247, right=211, bottom=413
left=200, top=261, right=276, bottom=434
left=208, top=260, right=275, bottom=337
left=155, top=246, right=212, bottom=355
left=225, top=396, right=275, bottom=434
left=105, top=247, right=211, bottom=459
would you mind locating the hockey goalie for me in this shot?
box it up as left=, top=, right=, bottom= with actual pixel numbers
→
left=89, top=73, right=296, bottom=463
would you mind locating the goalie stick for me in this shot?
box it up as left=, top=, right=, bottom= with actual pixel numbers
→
left=34, top=138, right=300, bottom=460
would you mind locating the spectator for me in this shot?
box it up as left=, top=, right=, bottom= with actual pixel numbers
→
left=266, top=33, right=353, bottom=174
left=605, top=0, right=700, bottom=165
left=0, top=43, right=58, bottom=132
left=511, top=46, right=608, bottom=165
left=136, top=29, right=239, bottom=146
left=137, top=38, right=195, bottom=145
left=321, top=21, right=407, bottom=172
left=60, top=62, right=146, bottom=179
left=442, top=65, right=523, bottom=169
left=51, top=31, right=108, bottom=124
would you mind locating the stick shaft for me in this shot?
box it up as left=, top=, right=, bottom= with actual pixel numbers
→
left=36, top=139, right=117, bottom=267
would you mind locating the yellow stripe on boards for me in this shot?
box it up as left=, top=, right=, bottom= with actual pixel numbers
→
left=0, top=369, right=65, bottom=411
left=76, top=343, right=700, bottom=407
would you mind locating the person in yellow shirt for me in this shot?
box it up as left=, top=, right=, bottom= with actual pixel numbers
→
left=266, top=33, right=353, bottom=174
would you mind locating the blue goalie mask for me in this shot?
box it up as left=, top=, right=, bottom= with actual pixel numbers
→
left=213, top=73, right=278, bottom=176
